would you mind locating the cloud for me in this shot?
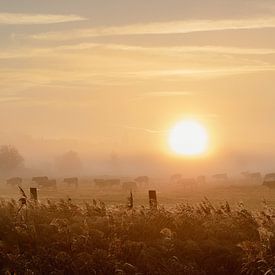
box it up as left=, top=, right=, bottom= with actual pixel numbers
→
left=1, top=41, right=275, bottom=92
left=2, top=42, right=275, bottom=62
left=129, top=66, right=275, bottom=78
left=130, top=91, right=192, bottom=102
left=46, top=43, right=275, bottom=56
left=118, top=125, right=167, bottom=134
left=31, top=17, right=275, bottom=40
left=0, top=13, right=86, bottom=25
left=138, top=91, right=192, bottom=97
left=0, top=96, right=23, bottom=103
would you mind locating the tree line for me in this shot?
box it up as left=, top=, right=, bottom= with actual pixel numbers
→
left=0, top=145, right=82, bottom=176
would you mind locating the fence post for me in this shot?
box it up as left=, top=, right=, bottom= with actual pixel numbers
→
left=149, top=190, right=157, bottom=209
left=30, top=187, right=38, bottom=201
left=127, top=190, right=133, bottom=209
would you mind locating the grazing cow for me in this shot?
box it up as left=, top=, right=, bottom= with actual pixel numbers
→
left=212, top=174, right=228, bottom=181
left=107, top=179, right=121, bottom=187
left=178, top=178, right=197, bottom=190
left=7, top=177, right=22, bottom=186
left=197, top=175, right=206, bottom=185
left=170, top=174, right=182, bottom=184
left=32, top=176, right=48, bottom=184
left=32, top=177, right=56, bottom=188
left=40, top=179, right=57, bottom=188
left=241, top=172, right=262, bottom=184
left=263, top=173, right=275, bottom=189
left=64, top=177, right=78, bottom=188
left=94, top=179, right=105, bottom=188
left=122, top=182, right=137, bottom=192
left=94, top=179, right=121, bottom=188
left=134, top=176, right=149, bottom=188
left=249, top=172, right=262, bottom=181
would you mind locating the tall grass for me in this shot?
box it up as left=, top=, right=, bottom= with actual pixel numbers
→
left=0, top=197, right=274, bottom=274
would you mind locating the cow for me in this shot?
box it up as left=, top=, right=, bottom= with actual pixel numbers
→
left=94, top=179, right=105, bottom=188
left=263, top=173, right=275, bottom=189
left=170, top=174, right=182, bottom=184
left=40, top=179, right=57, bottom=189
left=7, top=177, right=22, bottom=186
left=122, top=182, right=137, bottom=192
left=241, top=172, right=262, bottom=185
left=32, top=177, right=56, bottom=189
left=134, top=176, right=149, bottom=188
left=64, top=177, right=78, bottom=188
left=94, top=179, right=120, bottom=188
left=212, top=174, right=228, bottom=181
left=32, top=176, right=48, bottom=184
left=107, top=179, right=121, bottom=187
left=197, top=175, right=206, bottom=185
left=178, top=178, right=197, bottom=191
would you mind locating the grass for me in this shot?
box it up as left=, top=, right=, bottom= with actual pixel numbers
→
left=0, top=189, right=274, bottom=274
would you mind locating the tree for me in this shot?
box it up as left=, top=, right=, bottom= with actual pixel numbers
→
left=55, top=150, right=82, bottom=176
left=0, top=145, right=24, bottom=174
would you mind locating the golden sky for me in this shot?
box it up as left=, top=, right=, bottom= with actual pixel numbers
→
left=1, top=0, right=275, bottom=174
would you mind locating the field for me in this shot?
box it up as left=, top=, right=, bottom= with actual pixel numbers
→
left=1, top=178, right=275, bottom=209
left=0, top=179, right=274, bottom=274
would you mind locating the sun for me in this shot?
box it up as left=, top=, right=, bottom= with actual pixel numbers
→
left=168, top=119, right=208, bottom=156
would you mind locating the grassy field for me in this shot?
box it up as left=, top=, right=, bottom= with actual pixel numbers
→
left=0, top=179, right=274, bottom=210
left=0, top=190, right=274, bottom=274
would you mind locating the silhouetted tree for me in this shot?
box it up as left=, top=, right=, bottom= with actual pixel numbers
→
left=0, top=145, right=24, bottom=174
left=56, top=150, right=82, bottom=176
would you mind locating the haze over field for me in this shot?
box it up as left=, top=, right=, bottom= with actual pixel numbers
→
left=1, top=0, right=275, bottom=176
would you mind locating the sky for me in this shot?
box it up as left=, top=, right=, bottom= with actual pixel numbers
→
left=1, top=0, right=275, bottom=175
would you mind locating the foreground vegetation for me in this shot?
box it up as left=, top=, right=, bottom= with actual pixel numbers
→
left=0, top=195, right=274, bottom=275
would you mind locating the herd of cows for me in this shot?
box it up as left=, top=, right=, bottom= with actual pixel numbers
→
left=4, top=172, right=275, bottom=191
left=5, top=176, right=150, bottom=191
left=171, top=172, right=275, bottom=189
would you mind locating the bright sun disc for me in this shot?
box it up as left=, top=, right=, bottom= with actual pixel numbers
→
left=169, top=120, right=208, bottom=156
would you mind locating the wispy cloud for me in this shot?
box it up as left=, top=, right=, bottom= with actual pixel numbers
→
left=0, top=13, right=86, bottom=25
left=43, top=43, right=275, bottom=56
left=0, top=96, right=23, bottom=103
left=31, top=17, right=275, bottom=40
left=105, top=45, right=275, bottom=56
left=2, top=43, right=275, bottom=61
left=118, top=125, right=167, bottom=134
left=127, top=66, right=275, bottom=79
left=130, top=91, right=192, bottom=102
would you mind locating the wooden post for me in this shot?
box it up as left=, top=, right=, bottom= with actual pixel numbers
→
left=127, top=190, right=133, bottom=209
left=149, top=190, right=157, bottom=209
left=30, top=187, right=38, bottom=201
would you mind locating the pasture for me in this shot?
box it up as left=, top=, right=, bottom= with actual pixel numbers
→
left=0, top=177, right=274, bottom=274
left=1, top=178, right=274, bottom=210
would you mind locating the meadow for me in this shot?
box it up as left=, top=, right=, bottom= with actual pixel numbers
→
left=0, top=180, right=274, bottom=274
left=1, top=178, right=275, bottom=209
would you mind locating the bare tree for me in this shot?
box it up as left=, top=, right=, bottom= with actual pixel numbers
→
left=0, top=145, right=24, bottom=175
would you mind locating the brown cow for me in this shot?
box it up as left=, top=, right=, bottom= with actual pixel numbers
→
left=241, top=172, right=262, bottom=185
left=212, top=174, right=228, bottom=181
left=32, top=177, right=56, bottom=188
left=134, top=176, right=149, bottom=188
left=263, top=173, right=275, bottom=189
left=7, top=177, right=22, bottom=186
left=94, top=179, right=120, bottom=188
left=170, top=174, right=182, bottom=184
left=122, top=182, right=137, bottom=192
left=197, top=175, right=206, bottom=185
left=32, top=176, right=48, bottom=184
left=178, top=178, right=197, bottom=191
left=64, top=177, right=78, bottom=188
